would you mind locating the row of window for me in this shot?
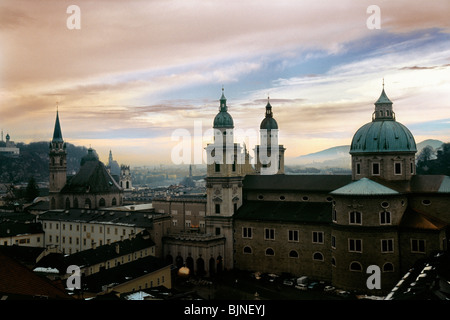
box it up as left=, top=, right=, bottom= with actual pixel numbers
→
left=44, top=222, right=129, bottom=236
left=332, top=210, right=392, bottom=225
left=243, top=239, right=425, bottom=259
left=355, top=161, right=414, bottom=176
left=243, top=228, right=325, bottom=243
left=241, top=227, right=427, bottom=254
left=256, top=195, right=334, bottom=202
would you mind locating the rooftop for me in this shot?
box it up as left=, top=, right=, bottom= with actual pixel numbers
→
left=331, top=177, right=399, bottom=196
left=234, top=200, right=332, bottom=224
left=242, top=174, right=352, bottom=192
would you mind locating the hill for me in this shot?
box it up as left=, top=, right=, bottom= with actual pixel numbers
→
left=0, top=142, right=89, bottom=184
left=286, top=139, right=445, bottom=169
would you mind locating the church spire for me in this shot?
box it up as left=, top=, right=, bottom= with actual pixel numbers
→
left=219, top=86, right=227, bottom=112
left=52, top=108, right=64, bottom=143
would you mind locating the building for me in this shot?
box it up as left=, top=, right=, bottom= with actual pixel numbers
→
left=0, top=131, right=20, bottom=156
left=37, top=207, right=170, bottom=256
left=49, top=110, right=123, bottom=210
left=153, top=86, right=449, bottom=295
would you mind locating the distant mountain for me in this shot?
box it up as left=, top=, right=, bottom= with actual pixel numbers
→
left=286, top=139, right=445, bottom=169
left=416, top=139, right=445, bottom=152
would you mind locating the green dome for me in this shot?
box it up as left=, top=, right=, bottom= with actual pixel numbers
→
left=213, top=111, right=234, bottom=128
left=350, top=120, right=417, bottom=154
left=260, top=117, right=278, bottom=130
left=213, top=89, right=234, bottom=129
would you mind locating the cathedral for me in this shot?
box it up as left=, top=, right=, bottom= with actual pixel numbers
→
left=154, top=86, right=450, bottom=295
left=48, top=110, right=123, bottom=210
left=48, top=85, right=450, bottom=295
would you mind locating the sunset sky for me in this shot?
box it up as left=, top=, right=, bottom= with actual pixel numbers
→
left=1, top=0, right=449, bottom=167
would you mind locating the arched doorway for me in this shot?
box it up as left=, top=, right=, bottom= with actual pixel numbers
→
left=216, top=255, right=223, bottom=273
left=209, top=257, right=215, bottom=276
left=196, top=257, right=205, bottom=277
left=165, top=254, right=174, bottom=266
left=186, top=256, right=194, bottom=275
left=175, top=254, right=184, bottom=269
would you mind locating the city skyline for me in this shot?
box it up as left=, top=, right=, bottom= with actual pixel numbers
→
left=1, top=1, right=450, bottom=166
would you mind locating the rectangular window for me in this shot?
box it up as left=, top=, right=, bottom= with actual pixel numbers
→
left=332, top=210, right=337, bottom=222
left=349, top=239, right=362, bottom=252
left=349, top=211, right=362, bottom=225
left=381, top=239, right=394, bottom=253
left=312, top=231, right=324, bottom=244
left=331, top=235, right=336, bottom=249
left=380, top=211, right=391, bottom=225
left=215, top=163, right=220, bottom=172
left=265, top=228, right=275, bottom=240
left=232, top=161, right=236, bottom=172
left=411, top=239, right=426, bottom=253
left=356, top=163, right=361, bottom=175
left=394, top=162, right=402, bottom=175
left=215, top=227, right=221, bottom=235
left=215, top=204, right=221, bottom=214
left=372, top=163, right=380, bottom=175
left=288, top=230, right=299, bottom=242
left=242, top=227, right=252, bottom=239
left=410, top=162, right=414, bottom=174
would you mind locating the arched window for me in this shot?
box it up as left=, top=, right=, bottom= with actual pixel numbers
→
left=126, top=181, right=129, bottom=189
left=265, top=248, right=274, bottom=256
left=112, top=197, right=117, bottom=206
left=243, top=246, right=252, bottom=254
left=289, top=250, right=298, bottom=258
left=350, top=261, right=362, bottom=271
left=99, top=198, right=106, bottom=207
left=313, top=252, right=323, bottom=261
left=383, top=262, right=394, bottom=272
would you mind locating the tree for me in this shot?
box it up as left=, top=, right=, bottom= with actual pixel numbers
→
left=25, top=176, right=40, bottom=202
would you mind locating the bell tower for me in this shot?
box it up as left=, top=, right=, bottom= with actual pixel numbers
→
left=49, top=108, right=67, bottom=209
left=205, top=88, right=244, bottom=270
left=255, top=97, right=285, bottom=175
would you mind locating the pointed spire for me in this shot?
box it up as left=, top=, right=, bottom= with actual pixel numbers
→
left=52, top=108, right=63, bottom=143
left=219, top=86, right=227, bottom=112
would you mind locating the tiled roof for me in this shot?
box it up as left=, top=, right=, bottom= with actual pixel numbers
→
left=38, top=208, right=155, bottom=228
left=400, top=207, right=447, bottom=230
left=0, top=222, right=43, bottom=237
left=0, top=249, right=72, bottom=299
left=234, top=200, right=332, bottom=224
left=82, top=255, right=170, bottom=293
left=35, top=231, right=155, bottom=272
left=243, top=174, right=352, bottom=192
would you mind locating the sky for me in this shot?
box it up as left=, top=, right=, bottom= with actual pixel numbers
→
left=1, top=0, right=450, bottom=167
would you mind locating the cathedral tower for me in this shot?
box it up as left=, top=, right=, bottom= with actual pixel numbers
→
left=205, top=88, right=244, bottom=270
left=49, top=109, right=67, bottom=209
left=255, top=97, right=285, bottom=175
